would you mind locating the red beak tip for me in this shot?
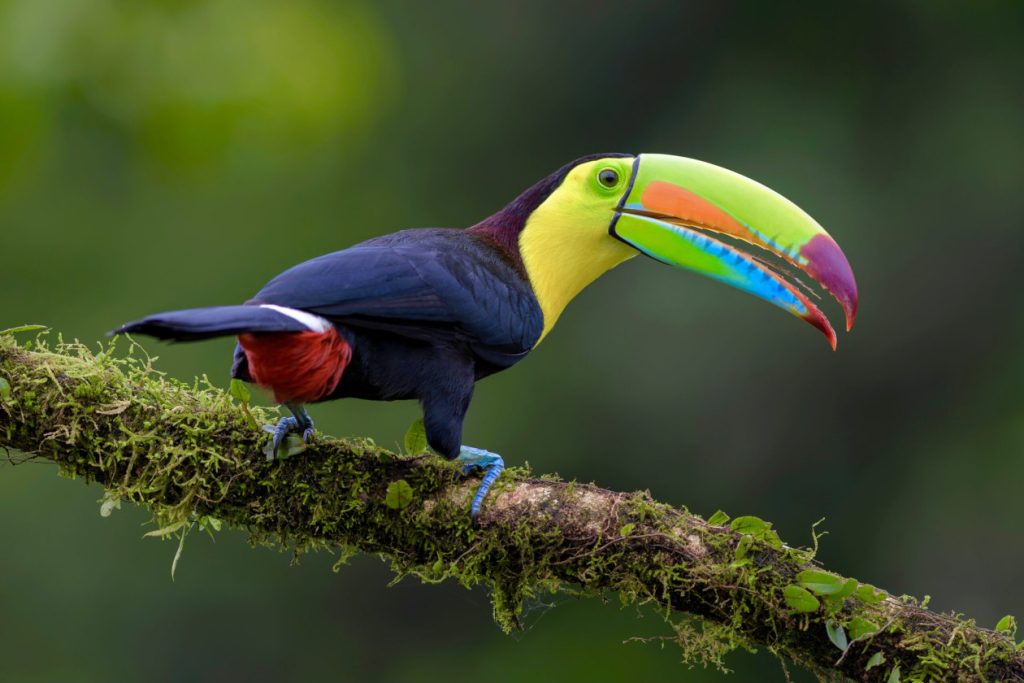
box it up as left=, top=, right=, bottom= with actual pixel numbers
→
left=826, top=328, right=838, bottom=351
left=842, top=296, right=858, bottom=332
left=803, top=306, right=838, bottom=351
left=801, top=234, right=858, bottom=336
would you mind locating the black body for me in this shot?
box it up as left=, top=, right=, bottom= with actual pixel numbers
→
left=229, top=229, right=543, bottom=458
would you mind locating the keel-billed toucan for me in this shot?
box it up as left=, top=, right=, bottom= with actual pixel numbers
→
left=115, top=153, right=858, bottom=518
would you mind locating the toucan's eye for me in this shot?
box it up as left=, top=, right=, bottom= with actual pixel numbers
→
left=598, top=168, right=619, bottom=188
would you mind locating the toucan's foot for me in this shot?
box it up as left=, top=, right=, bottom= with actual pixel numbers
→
left=456, top=446, right=505, bottom=521
left=262, top=409, right=314, bottom=460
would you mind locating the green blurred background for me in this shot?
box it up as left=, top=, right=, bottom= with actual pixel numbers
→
left=1, top=1, right=1022, bottom=681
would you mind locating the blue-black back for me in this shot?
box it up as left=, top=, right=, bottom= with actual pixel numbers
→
left=251, top=229, right=543, bottom=371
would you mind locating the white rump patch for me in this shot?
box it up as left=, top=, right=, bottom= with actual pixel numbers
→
left=260, top=304, right=332, bottom=333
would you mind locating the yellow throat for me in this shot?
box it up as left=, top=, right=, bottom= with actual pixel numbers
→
left=518, top=160, right=638, bottom=343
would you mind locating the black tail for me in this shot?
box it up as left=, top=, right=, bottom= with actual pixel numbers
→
left=111, top=305, right=312, bottom=342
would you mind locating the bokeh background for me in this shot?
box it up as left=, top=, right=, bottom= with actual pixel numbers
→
left=1, top=1, right=1022, bottom=681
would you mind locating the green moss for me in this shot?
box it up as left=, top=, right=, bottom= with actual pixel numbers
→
left=1, top=332, right=1021, bottom=682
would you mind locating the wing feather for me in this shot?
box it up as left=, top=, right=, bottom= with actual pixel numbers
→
left=251, top=229, right=542, bottom=359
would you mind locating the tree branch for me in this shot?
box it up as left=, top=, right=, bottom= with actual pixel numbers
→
left=0, top=332, right=1020, bottom=682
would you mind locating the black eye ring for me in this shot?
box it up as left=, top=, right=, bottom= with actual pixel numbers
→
left=598, top=168, right=619, bottom=188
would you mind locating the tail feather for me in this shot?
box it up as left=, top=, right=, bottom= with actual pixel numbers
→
left=111, top=305, right=317, bottom=342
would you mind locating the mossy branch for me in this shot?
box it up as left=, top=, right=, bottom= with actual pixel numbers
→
left=0, top=332, right=1020, bottom=682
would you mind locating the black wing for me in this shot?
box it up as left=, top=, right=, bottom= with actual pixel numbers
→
left=251, top=229, right=543, bottom=364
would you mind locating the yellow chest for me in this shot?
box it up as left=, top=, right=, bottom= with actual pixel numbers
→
left=519, top=207, right=636, bottom=343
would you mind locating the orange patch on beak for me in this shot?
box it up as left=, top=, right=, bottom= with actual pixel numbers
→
left=641, top=181, right=750, bottom=242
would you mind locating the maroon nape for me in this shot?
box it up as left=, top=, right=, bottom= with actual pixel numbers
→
left=468, top=153, right=633, bottom=270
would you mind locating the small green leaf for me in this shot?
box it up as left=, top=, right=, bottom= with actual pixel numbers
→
left=619, top=523, right=635, bottom=537
left=761, top=528, right=784, bottom=550
left=731, top=515, right=769, bottom=536
left=887, top=664, right=901, bottom=683
left=848, top=617, right=880, bottom=640
left=854, top=583, right=886, bottom=603
left=734, top=534, right=753, bottom=561
left=263, top=435, right=307, bottom=459
left=707, top=509, right=730, bottom=526
left=833, top=578, right=859, bottom=599
left=228, top=378, right=251, bottom=404
left=783, top=585, right=820, bottom=613
left=866, top=651, right=885, bottom=670
left=797, top=569, right=847, bottom=595
left=262, top=425, right=306, bottom=459
left=996, top=615, right=1017, bottom=635
left=0, top=377, right=10, bottom=401
left=0, top=324, right=47, bottom=336
left=385, top=479, right=414, bottom=510
left=826, top=619, right=848, bottom=651
left=230, top=380, right=258, bottom=429
left=198, top=515, right=222, bottom=536
left=99, top=494, right=121, bottom=518
left=822, top=579, right=860, bottom=616
left=404, top=418, right=428, bottom=454
left=729, top=515, right=783, bottom=548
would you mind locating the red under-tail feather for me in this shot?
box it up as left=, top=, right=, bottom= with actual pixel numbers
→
left=237, top=328, right=351, bottom=404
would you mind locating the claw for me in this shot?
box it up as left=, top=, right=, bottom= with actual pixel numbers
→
left=262, top=410, right=315, bottom=460
left=456, top=446, right=505, bottom=521
left=272, top=416, right=300, bottom=457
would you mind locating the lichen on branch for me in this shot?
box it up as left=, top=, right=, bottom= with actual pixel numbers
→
left=0, top=331, right=1020, bottom=682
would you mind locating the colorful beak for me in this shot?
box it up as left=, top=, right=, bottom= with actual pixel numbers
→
left=611, top=154, right=858, bottom=349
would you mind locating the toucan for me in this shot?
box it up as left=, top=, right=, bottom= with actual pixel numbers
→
left=114, top=153, right=858, bottom=519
